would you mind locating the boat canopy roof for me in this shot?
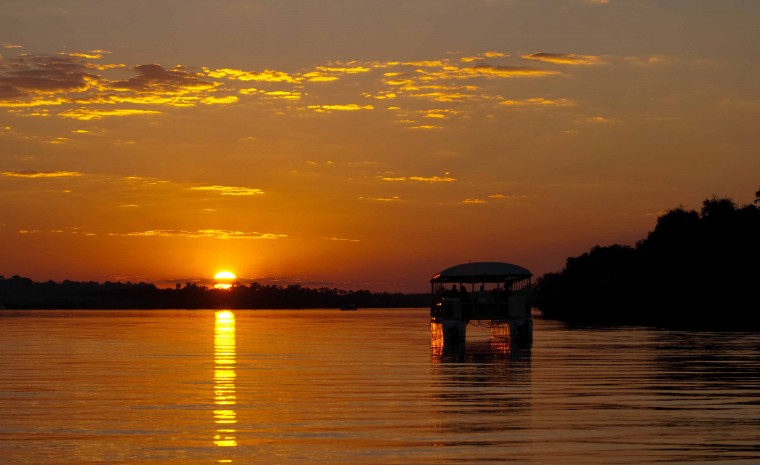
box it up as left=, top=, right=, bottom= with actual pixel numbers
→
left=430, top=261, right=532, bottom=284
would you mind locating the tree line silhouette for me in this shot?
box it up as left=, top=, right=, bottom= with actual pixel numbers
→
left=0, top=277, right=429, bottom=310
left=534, top=188, right=760, bottom=328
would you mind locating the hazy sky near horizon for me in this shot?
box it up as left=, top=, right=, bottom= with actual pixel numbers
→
left=1, top=0, right=759, bottom=291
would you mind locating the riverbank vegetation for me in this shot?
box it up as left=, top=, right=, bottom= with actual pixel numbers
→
left=534, top=189, right=760, bottom=327
left=0, top=277, right=428, bottom=310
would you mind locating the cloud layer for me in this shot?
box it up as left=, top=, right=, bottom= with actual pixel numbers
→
left=0, top=49, right=596, bottom=127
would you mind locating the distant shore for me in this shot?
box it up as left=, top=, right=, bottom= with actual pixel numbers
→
left=0, top=276, right=429, bottom=310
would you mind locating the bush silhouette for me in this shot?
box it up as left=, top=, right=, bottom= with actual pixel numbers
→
left=536, top=188, right=760, bottom=327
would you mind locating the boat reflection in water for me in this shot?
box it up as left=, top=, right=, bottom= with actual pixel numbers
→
left=431, top=320, right=530, bottom=363
left=214, top=310, right=238, bottom=457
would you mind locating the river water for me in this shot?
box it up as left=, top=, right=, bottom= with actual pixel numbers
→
left=1, top=309, right=758, bottom=464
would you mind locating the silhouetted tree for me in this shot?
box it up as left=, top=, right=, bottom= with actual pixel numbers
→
left=536, top=188, right=760, bottom=328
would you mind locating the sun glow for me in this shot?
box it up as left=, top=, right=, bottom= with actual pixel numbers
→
left=214, top=271, right=236, bottom=280
left=214, top=271, right=236, bottom=290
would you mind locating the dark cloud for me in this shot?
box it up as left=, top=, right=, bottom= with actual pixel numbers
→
left=0, top=82, right=21, bottom=98
left=0, top=54, right=97, bottom=97
left=110, top=64, right=215, bottom=92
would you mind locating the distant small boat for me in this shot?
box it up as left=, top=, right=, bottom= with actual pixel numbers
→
left=339, top=304, right=358, bottom=311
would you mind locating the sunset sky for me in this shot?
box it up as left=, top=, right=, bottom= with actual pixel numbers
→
left=1, top=0, right=758, bottom=291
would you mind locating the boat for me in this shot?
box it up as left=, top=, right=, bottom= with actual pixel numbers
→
left=430, top=261, right=533, bottom=345
left=339, top=303, right=358, bottom=311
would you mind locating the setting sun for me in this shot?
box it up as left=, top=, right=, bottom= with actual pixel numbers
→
left=214, top=271, right=236, bottom=290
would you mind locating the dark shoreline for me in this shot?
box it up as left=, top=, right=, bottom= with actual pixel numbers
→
left=0, top=276, right=430, bottom=310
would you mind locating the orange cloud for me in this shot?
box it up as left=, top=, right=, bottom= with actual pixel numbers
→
left=381, top=175, right=456, bottom=182
left=1, top=170, right=83, bottom=178
left=16, top=227, right=93, bottom=235
left=522, top=52, right=603, bottom=65
left=65, top=50, right=109, bottom=60
left=464, top=64, right=562, bottom=77
left=190, top=185, right=264, bottom=196
left=301, top=71, right=340, bottom=82
left=307, top=104, right=374, bottom=112
left=59, top=108, right=161, bottom=120
left=201, top=95, right=239, bottom=105
left=401, top=60, right=447, bottom=67
left=413, top=64, right=560, bottom=81
left=324, top=236, right=361, bottom=242
left=406, top=125, right=442, bottom=130
left=241, top=88, right=301, bottom=100
left=407, top=91, right=473, bottom=102
left=0, top=98, right=68, bottom=107
left=500, top=97, right=576, bottom=107
left=586, top=116, right=615, bottom=124
left=295, top=63, right=376, bottom=83
left=44, top=137, right=72, bottom=144
left=204, top=67, right=297, bottom=83
left=118, top=229, right=286, bottom=240
left=422, top=109, right=457, bottom=119
left=461, top=51, right=508, bottom=63
left=89, top=63, right=126, bottom=71
left=461, top=194, right=531, bottom=204
left=316, top=65, right=372, bottom=74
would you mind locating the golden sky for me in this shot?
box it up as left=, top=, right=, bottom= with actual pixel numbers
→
left=1, top=0, right=759, bottom=291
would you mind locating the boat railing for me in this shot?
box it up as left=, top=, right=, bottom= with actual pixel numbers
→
left=432, top=295, right=530, bottom=321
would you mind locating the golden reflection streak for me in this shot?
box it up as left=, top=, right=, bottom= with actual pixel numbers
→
left=430, top=321, right=444, bottom=359
left=214, top=311, right=238, bottom=452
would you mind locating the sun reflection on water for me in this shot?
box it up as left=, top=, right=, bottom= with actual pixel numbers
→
left=214, top=310, right=237, bottom=453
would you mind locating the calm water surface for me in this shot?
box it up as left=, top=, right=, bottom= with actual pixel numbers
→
left=1, top=309, right=759, bottom=464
